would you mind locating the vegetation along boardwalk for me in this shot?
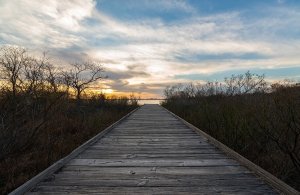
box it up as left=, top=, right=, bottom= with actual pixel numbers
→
left=11, top=104, right=298, bottom=194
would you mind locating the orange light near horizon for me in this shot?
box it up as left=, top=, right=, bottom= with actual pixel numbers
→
left=88, top=86, right=162, bottom=99
left=102, top=88, right=114, bottom=94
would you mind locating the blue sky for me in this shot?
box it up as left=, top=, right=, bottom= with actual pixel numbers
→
left=0, top=0, right=300, bottom=97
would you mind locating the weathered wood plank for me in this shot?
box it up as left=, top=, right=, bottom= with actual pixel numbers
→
left=96, top=139, right=207, bottom=144
left=106, top=135, right=201, bottom=138
left=61, top=165, right=250, bottom=174
left=92, top=143, right=212, bottom=147
left=97, top=137, right=207, bottom=141
left=81, top=148, right=223, bottom=154
left=48, top=173, right=260, bottom=181
left=76, top=153, right=228, bottom=159
left=67, top=158, right=240, bottom=166
left=35, top=178, right=267, bottom=187
left=28, top=186, right=276, bottom=195
left=88, top=145, right=216, bottom=150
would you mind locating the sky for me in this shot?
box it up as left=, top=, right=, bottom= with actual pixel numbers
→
left=0, top=0, right=300, bottom=98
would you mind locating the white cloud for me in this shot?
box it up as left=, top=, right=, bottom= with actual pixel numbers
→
left=0, top=0, right=95, bottom=48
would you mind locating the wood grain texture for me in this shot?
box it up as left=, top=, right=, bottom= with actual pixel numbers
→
left=12, top=104, right=298, bottom=194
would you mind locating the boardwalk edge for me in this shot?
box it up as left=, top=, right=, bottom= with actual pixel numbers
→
left=161, top=105, right=299, bottom=195
left=9, top=106, right=140, bottom=195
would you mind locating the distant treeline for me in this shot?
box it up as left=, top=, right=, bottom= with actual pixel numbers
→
left=0, top=46, right=139, bottom=193
left=162, top=71, right=300, bottom=190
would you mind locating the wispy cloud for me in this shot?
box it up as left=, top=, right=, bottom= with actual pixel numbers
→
left=0, top=0, right=94, bottom=48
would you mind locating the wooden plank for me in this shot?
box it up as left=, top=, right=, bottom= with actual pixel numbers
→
left=28, top=186, right=276, bottom=195
left=106, top=135, right=201, bottom=138
left=49, top=173, right=259, bottom=180
left=97, top=137, right=207, bottom=141
left=77, top=149, right=223, bottom=155
left=34, top=177, right=267, bottom=187
left=82, top=148, right=221, bottom=152
left=81, top=148, right=223, bottom=154
left=76, top=153, right=228, bottom=159
left=110, top=130, right=195, bottom=133
left=67, top=159, right=239, bottom=166
left=88, top=145, right=216, bottom=150
left=96, top=139, right=207, bottom=143
left=61, top=165, right=250, bottom=174
left=95, top=142, right=208, bottom=146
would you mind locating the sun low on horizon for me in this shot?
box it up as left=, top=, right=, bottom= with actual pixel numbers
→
left=1, top=0, right=300, bottom=98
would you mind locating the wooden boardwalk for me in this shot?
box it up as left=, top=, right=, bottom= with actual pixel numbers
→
left=13, top=105, right=298, bottom=194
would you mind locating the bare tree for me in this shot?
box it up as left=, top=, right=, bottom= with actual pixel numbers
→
left=224, top=71, right=266, bottom=95
left=44, top=63, right=60, bottom=93
left=62, top=61, right=105, bottom=101
left=0, top=47, right=66, bottom=159
left=23, top=55, right=47, bottom=96
left=0, top=46, right=30, bottom=98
